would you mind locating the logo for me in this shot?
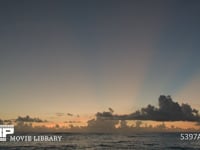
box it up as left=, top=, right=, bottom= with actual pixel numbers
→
left=0, top=125, right=62, bottom=142
left=0, top=125, right=14, bottom=141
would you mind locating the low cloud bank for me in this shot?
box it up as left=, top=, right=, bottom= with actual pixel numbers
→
left=96, top=95, right=200, bottom=122
left=16, top=115, right=47, bottom=123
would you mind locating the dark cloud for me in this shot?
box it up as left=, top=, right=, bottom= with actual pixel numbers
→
left=0, top=119, right=15, bottom=125
left=108, top=107, right=114, bottom=113
left=3, top=119, right=14, bottom=124
left=96, top=111, right=113, bottom=119
left=95, top=108, right=115, bottom=119
left=0, top=119, right=3, bottom=124
left=96, top=95, right=200, bottom=122
left=16, top=115, right=47, bottom=123
left=67, top=113, right=73, bottom=117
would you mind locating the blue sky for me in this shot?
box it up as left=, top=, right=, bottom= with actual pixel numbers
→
left=0, top=0, right=200, bottom=119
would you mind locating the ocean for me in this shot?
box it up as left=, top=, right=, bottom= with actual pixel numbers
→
left=0, top=132, right=200, bottom=150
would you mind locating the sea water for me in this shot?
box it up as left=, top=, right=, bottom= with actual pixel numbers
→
left=0, top=132, right=199, bottom=150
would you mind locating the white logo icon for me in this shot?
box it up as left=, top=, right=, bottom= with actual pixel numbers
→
left=0, top=125, right=14, bottom=141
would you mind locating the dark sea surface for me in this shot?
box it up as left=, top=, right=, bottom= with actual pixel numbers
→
left=0, top=132, right=200, bottom=150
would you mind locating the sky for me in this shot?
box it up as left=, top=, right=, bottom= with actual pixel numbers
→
left=0, top=0, right=200, bottom=129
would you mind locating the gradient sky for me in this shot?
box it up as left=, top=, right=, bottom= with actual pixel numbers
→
left=0, top=0, right=200, bottom=122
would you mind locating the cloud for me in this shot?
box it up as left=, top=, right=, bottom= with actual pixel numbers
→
left=0, top=119, right=3, bottom=124
left=96, top=111, right=113, bottom=119
left=3, top=119, right=14, bottom=124
left=96, top=95, right=200, bottom=122
left=0, top=119, right=15, bottom=125
left=65, top=120, right=81, bottom=124
left=108, top=107, right=114, bottom=113
left=15, top=115, right=47, bottom=123
left=195, top=122, right=200, bottom=126
left=56, top=113, right=65, bottom=117
left=86, top=108, right=119, bottom=132
left=87, top=118, right=118, bottom=133
left=67, top=113, right=73, bottom=117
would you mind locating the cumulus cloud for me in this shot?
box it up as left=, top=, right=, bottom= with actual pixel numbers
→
left=96, top=95, right=200, bottom=122
left=87, top=118, right=118, bottom=133
left=16, top=115, right=47, bottom=123
left=86, top=108, right=118, bottom=132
